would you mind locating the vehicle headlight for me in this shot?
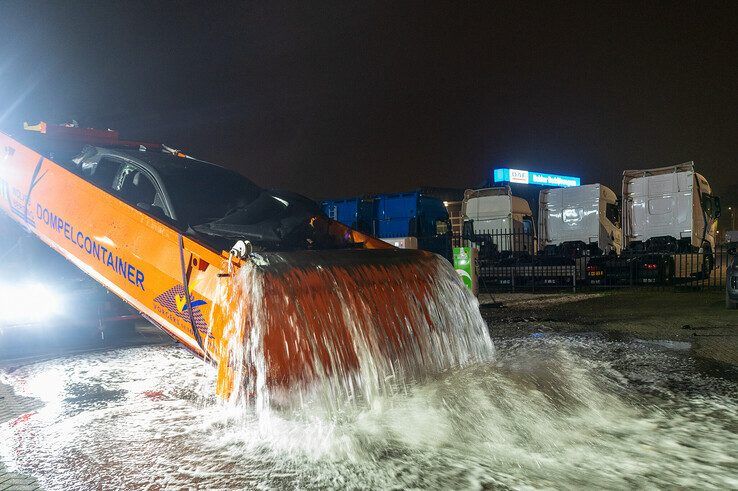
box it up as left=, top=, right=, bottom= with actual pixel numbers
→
left=0, top=283, right=63, bottom=325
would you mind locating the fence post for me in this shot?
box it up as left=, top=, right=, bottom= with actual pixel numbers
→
left=532, top=259, right=536, bottom=293
left=573, top=269, right=576, bottom=293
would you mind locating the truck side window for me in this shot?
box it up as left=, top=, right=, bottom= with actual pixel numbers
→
left=522, top=216, right=534, bottom=235
left=605, top=203, right=620, bottom=225
left=435, top=220, right=449, bottom=235
left=714, top=196, right=721, bottom=219
left=462, top=220, right=474, bottom=239
left=704, top=195, right=721, bottom=219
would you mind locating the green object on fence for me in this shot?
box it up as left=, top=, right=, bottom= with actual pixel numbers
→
left=453, top=246, right=477, bottom=294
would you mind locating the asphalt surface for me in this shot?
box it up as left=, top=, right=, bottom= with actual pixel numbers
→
left=480, top=290, right=738, bottom=367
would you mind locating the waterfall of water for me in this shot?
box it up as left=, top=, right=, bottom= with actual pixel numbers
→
left=211, top=249, right=495, bottom=412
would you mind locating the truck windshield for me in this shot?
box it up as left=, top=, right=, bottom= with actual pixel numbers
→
left=147, top=157, right=263, bottom=227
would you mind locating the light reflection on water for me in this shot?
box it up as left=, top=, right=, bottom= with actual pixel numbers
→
left=1, top=336, right=737, bottom=490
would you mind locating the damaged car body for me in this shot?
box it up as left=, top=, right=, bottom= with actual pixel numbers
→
left=68, top=146, right=362, bottom=253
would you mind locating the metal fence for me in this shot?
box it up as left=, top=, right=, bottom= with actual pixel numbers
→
left=454, top=229, right=733, bottom=293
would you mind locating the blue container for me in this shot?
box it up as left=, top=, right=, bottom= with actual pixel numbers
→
left=376, top=192, right=452, bottom=261
left=322, top=192, right=452, bottom=261
left=321, top=198, right=375, bottom=234
left=375, top=193, right=419, bottom=238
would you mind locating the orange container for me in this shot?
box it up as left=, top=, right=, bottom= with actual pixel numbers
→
left=0, top=129, right=399, bottom=396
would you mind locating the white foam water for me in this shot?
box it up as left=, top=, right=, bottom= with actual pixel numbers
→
left=1, top=336, right=736, bottom=489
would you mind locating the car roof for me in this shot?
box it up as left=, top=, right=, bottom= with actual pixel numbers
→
left=114, top=149, right=232, bottom=177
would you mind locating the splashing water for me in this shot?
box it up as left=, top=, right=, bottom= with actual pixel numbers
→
left=209, top=249, right=495, bottom=413
left=1, top=335, right=736, bottom=490
left=4, top=250, right=735, bottom=488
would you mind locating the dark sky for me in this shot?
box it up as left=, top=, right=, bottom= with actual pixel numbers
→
left=1, top=1, right=736, bottom=202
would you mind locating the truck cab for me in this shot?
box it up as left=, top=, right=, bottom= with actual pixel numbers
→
left=589, top=162, right=721, bottom=285
left=539, top=183, right=622, bottom=256
left=462, top=186, right=536, bottom=257
left=622, top=162, right=720, bottom=254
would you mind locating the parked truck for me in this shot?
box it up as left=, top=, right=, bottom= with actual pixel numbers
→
left=538, top=183, right=622, bottom=256
left=587, top=162, right=721, bottom=285
left=462, top=187, right=567, bottom=287
left=537, top=184, right=622, bottom=284
left=461, top=186, right=536, bottom=258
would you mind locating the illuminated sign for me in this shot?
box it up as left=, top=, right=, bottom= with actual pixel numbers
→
left=493, top=168, right=580, bottom=188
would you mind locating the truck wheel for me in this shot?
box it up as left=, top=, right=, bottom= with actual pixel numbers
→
left=727, top=291, right=738, bottom=310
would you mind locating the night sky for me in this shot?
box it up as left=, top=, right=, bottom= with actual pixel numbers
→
left=1, top=2, right=736, bottom=202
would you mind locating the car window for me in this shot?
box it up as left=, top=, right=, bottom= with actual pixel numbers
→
left=84, top=157, right=121, bottom=190
left=111, top=163, right=169, bottom=218
left=157, top=165, right=262, bottom=226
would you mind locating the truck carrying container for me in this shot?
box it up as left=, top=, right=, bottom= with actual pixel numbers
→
left=1, top=121, right=483, bottom=398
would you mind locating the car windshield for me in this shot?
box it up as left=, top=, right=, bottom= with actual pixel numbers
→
left=137, top=154, right=263, bottom=226
left=123, top=151, right=354, bottom=252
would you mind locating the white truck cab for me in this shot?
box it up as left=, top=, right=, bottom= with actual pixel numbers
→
left=622, top=162, right=720, bottom=253
left=539, top=183, right=622, bottom=255
left=462, top=186, right=535, bottom=253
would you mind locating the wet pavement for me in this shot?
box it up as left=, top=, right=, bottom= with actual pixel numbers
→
left=0, top=470, right=40, bottom=491
left=1, top=323, right=736, bottom=489
left=0, top=323, right=174, bottom=491
left=481, top=290, right=738, bottom=366
left=0, top=379, right=44, bottom=490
